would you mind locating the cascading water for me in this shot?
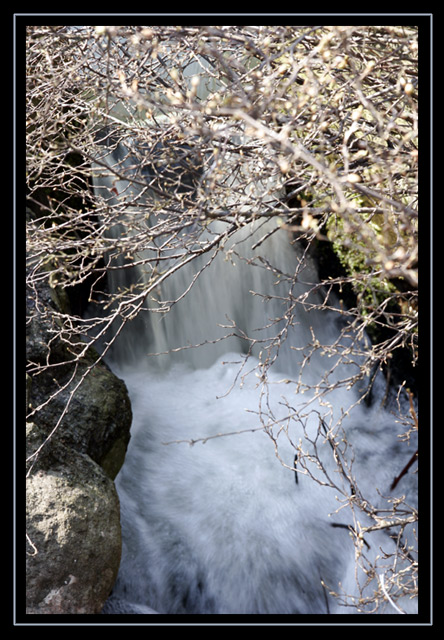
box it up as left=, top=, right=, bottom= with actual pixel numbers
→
left=91, top=124, right=418, bottom=617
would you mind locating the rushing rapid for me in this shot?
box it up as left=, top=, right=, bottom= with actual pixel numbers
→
left=91, top=125, right=417, bottom=616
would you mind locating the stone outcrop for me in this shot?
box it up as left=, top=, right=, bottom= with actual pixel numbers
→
left=26, top=268, right=132, bottom=614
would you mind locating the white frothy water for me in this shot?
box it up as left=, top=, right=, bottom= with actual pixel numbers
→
left=106, top=357, right=416, bottom=615
left=91, top=134, right=417, bottom=616
left=97, top=226, right=416, bottom=616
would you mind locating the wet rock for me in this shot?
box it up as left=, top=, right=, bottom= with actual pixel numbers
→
left=26, top=267, right=132, bottom=614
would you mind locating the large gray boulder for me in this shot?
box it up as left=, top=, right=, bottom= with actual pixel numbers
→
left=26, top=440, right=123, bottom=614
left=26, top=267, right=132, bottom=614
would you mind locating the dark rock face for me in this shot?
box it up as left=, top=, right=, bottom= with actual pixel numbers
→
left=26, top=269, right=132, bottom=614
left=27, top=356, right=132, bottom=481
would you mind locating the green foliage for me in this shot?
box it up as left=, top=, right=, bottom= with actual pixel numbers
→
left=326, top=211, right=396, bottom=298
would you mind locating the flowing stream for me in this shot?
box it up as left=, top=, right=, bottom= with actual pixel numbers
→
left=91, top=132, right=417, bottom=617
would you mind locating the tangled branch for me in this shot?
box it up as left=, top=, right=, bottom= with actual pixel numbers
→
left=26, top=24, right=419, bottom=613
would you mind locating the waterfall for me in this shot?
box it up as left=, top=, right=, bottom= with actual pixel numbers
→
left=91, top=127, right=418, bottom=617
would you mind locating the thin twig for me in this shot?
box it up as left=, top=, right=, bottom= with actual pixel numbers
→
left=390, top=449, right=418, bottom=491
left=378, top=573, right=405, bottom=614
